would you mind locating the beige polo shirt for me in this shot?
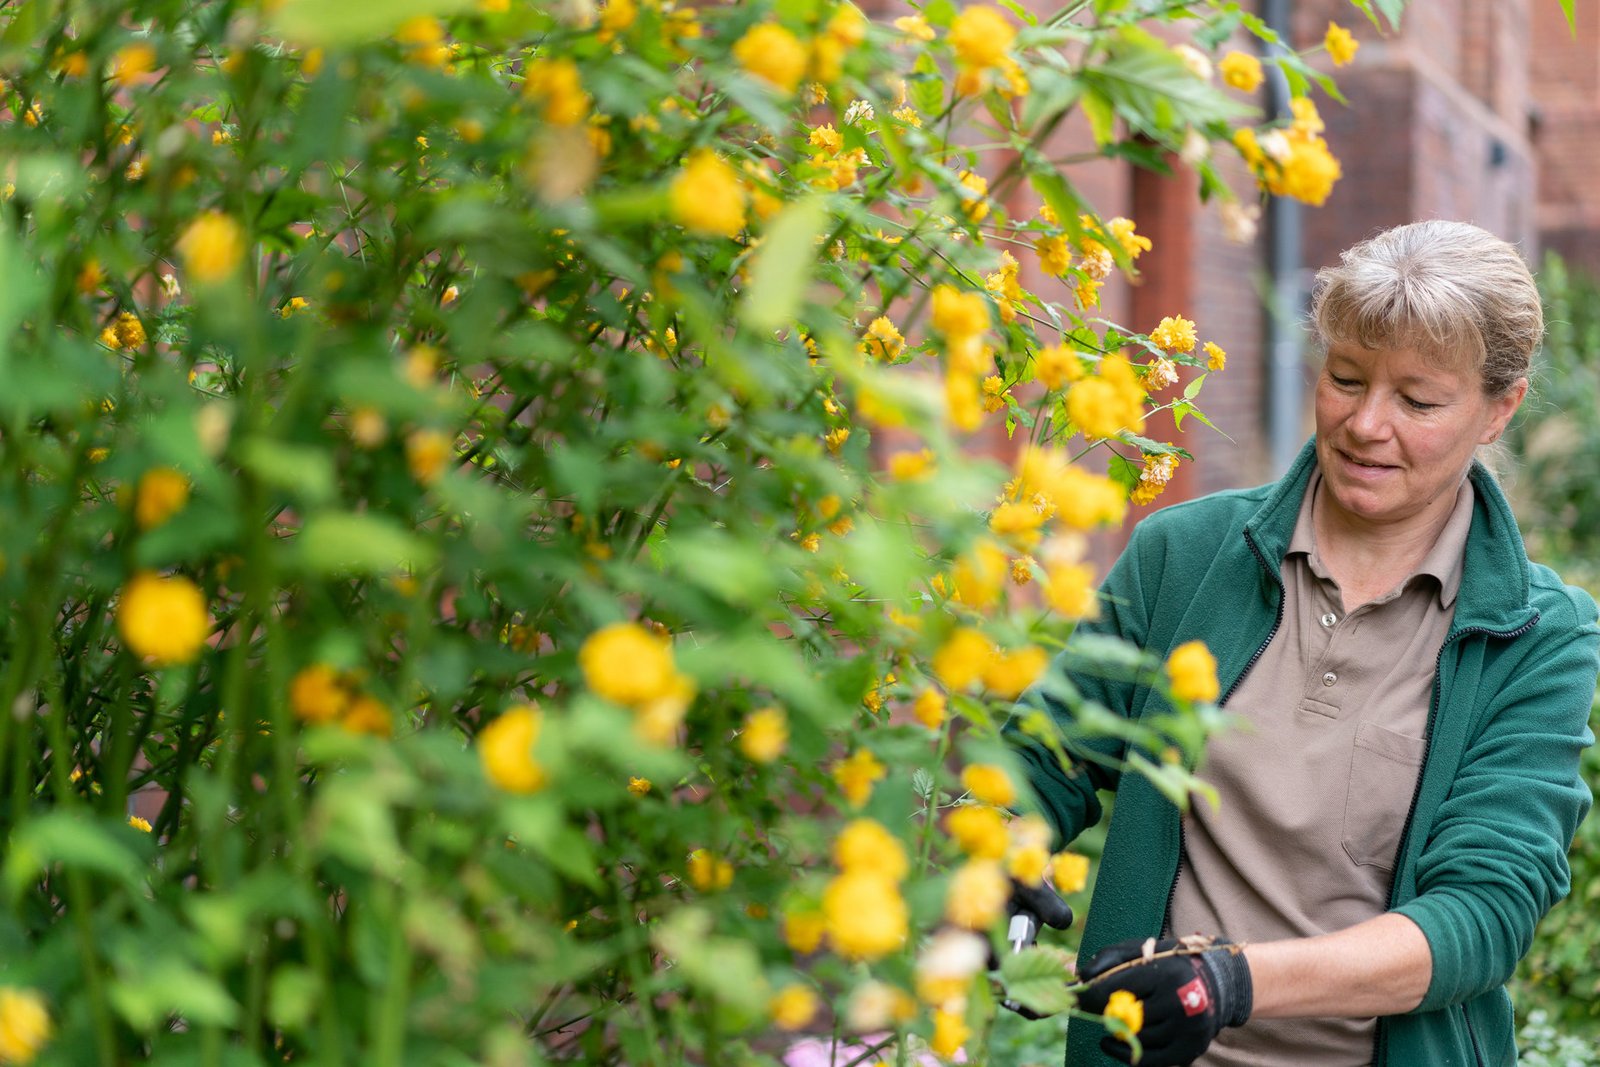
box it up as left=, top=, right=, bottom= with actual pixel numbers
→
left=1167, top=472, right=1475, bottom=1067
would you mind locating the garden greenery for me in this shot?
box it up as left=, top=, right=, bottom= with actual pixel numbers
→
left=0, top=0, right=1392, bottom=1062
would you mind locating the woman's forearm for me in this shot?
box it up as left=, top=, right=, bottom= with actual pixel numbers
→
left=1243, top=912, right=1432, bottom=1018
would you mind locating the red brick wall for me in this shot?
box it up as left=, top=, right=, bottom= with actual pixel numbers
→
left=1531, top=0, right=1600, bottom=276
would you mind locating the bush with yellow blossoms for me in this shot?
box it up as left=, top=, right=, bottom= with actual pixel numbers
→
left=0, top=0, right=1392, bottom=1063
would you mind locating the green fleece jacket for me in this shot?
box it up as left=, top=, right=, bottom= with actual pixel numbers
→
left=1008, top=440, right=1599, bottom=1066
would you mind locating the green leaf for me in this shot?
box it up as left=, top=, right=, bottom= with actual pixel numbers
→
left=238, top=439, right=336, bottom=506
left=1183, top=372, right=1207, bottom=400
left=270, top=0, right=476, bottom=45
left=1081, top=87, right=1116, bottom=146
left=1560, top=0, right=1576, bottom=36
left=4, top=812, right=147, bottom=902
left=1000, top=946, right=1079, bottom=1016
left=741, top=196, right=829, bottom=333
left=294, top=512, right=438, bottom=576
left=110, top=959, right=240, bottom=1031
left=1118, top=433, right=1191, bottom=460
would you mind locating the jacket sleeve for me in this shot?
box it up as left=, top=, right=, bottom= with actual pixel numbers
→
left=1396, top=595, right=1600, bottom=1012
left=1004, top=523, right=1159, bottom=850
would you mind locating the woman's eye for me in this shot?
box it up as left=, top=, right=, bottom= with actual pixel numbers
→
left=1404, top=397, right=1438, bottom=412
left=1329, top=374, right=1359, bottom=388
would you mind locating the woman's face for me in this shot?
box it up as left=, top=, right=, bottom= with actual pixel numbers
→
left=1314, top=342, right=1526, bottom=531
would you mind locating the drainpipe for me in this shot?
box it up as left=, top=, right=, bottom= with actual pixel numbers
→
left=1263, top=0, right=1306, bottom=475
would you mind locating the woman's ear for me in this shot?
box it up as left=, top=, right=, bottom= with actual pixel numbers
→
left=1484, top=377, right=1529, bottom=443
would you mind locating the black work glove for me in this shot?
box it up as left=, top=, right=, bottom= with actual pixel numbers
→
left=995, top=879, right=1075, bottom=1018
left=1075, top=936, right=1252, bottom=1066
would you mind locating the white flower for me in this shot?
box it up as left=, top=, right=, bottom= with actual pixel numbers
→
left=1219, top=201, right=1261, bottom=244
left=843, top=98, right=876, bottom=125
left=1257, top=129, right=1292, bottom=164
left=1180, top=127, right=1210, bottom=167
left=1172, top=43, right=1214, bottom=82
left=160, top=272, right=181, bottom=298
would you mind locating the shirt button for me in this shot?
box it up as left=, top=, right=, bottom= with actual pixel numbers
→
left=1320, top=612, right=1338, bottom=627
left=1322, top=672, right=1338, bottom=687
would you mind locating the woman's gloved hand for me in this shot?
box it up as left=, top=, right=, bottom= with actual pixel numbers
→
left=1075, top=936, right=1253, bottom=1066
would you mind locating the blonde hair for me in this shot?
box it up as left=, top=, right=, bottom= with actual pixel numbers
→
left=1311, top=220, right=1542, bottom=399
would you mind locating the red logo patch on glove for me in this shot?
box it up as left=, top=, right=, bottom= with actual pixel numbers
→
left=1177, top=976, right=1212, bottom=1017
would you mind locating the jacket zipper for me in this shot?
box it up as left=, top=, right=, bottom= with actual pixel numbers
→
left=1369, top=614, right=1539, bottom=1066
left=1461, top=1002, right=1486, bottom=1067
left=1161, top=527, right=1286, bottom=933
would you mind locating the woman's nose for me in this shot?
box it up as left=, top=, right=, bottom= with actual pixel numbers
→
left=1347, top=394, right=1393, bottom=439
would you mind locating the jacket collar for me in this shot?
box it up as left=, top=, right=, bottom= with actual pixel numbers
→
left=1245, top=437, right=1535, bottom=635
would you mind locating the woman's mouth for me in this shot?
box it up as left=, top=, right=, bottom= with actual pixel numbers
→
left=1338, top=449, right=1397, bottom=477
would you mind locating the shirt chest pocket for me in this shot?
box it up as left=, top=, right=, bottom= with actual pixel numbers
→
left=1342, top=720, right=1428, bottom=871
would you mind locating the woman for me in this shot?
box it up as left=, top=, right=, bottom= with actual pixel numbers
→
left=1007, top=220, right=1600, bottom=1066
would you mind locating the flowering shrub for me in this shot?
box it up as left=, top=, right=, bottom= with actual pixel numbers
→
left=0, top=0, right=1385, bottom=1062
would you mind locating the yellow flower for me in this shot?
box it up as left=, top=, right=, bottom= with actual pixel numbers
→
left=958, top=170, right=989, bottom=223
left=834, top=818, right=909, bottom=882
left=981, top=646, right=1047, bottom=700
left=949, top=5, right=1015, bottom=70
left=912, top=688, right=946, bottom=729
left=1150, top=314, right=1197, bottom=353
left=944, top=859, right=1008, bottom=929
left=178, top=212, right=245, bottom=284
left=579, top=622, right=680, bottom=707
left=341, top=693, right=393, bottom=737
left=739, top=706, right=789, bottom=763
left=1034, top=232, right=1071, bottom=276
left=931, top=1007, right=970, bottom=1059
left=128, top=815, right=153, bottom=832
left=1167, top=640, right=1220, bottom=703
left=889, top=449, right=935, bottom=481
left=1205, top=340, right=1227, bottom=371
left=406, top=428, right=452, bottom=484
left=0, top=987, right=52, bottom=1064
left=1107, top=217, right=1153, bottom=259
left=893, top=14, right=936, bottom=41
left=1050, top=851, right=1091, bottom=894
left=951, top=539, right=1008, bottom=610
left=1104, top=989, right=1145, bottom=1039
left=111, top=42, right=157, bottom=87
left=1219, top=51, right=1264, bottom=92
left=76, top=260, right=103, bottom=294
left=1008, top=842, right=1048, bottom=886
left=670, top=151, right=747, bottom=238
left=931, top=284, right=989, bottom=343
left=289, top=664, right=351, bottom=725
left=733, top=22, right=808, bottom=94
left=808, top=123, right=844, bottom=156
left=1010, top=556, right=1034, bottom=586
left=1325, top=21, right=1359, bottom=66
left=933, top=628, right=992, bottom=691
left=831, top=748, right=885, bottom=808
left=1066, top=353, right=1146, bottom=441
left=961, top=764, right=1016, bottom=808
left=824, top=426, right=850, bottom=453
left=1033, top=345, right=1080, bottom=391
left=859, top=316, right=904, bottom=361
left=478, top=705, right=547, bottom=794
left=134, top=467, right=189, bottom=529
left=891, top=104, right=922, bottom=127
left=1044, top=560, right=1099, bottom=620
left=783, top=907, right=827, bottom=954
left=598, top=0, right=636, bottom=41
left=687, top=849, right=734, bottom=891
left=523, top=58, right=589, bottom=126
left=770, top=985, right=819, bottom=1031
left=823, top=871, right=908, bottom=959
left=116, top=572, right=208, bottom=666
left=112, top=311, right=145, bottom=349
left=1050, top=465, right=1128, bottom=530
left=947, top=804, right=1009, bottom=860
left=627, top=776, right=651, bottom=796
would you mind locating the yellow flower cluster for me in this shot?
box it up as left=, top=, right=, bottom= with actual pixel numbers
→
left=406, top=428, right=452, bottom=484
left=0, top=987, right=51, bottom=1064
left=1131, top=452, right=1180, bottom=507
left=670, top=150, right=747, bottom=238
left=523, top=58, right=589, bottom=125
left=134, top=467, right=190, bottom=529
left=1234, top=97, right=1342, bottom=206
left=579, top=621, right=695, bottom=744
left=687, top=848, right=734, bottom=891
left=478, top=705, right=547, bottom=793
left=99, top=310, right=146, bottom=350
left=984, top=251, right=1025, bottom=324
left=823, top=817, right=909, bottom=960
left=949, top=5, right=1025, bottom=98
left=1219, top=51, right=1263, bottom=93
left=769, top=984, right=819, bottom=1031
left=1205, top=340, right=1227, bottom=371
left=111, top=42, right=157, bottom=88
left=1011, top=446, right=1129, bottom=531
left=1150, top=314, right=1197, bottom=353
left=1066, top=353, right=1147, bottom=440
left=116, top=572, right=209, bottom=667
left=944, top=858, right=1008, bottom=929
left=1051, top=851, right=1091, bottom=894
left=859, top=315, right=905, bottom=361
left=961, top=763, right=1016, bottom=807
left=1166, top=639, right=1220, bottom=703
left=733, top=22, right=808, bottom=94
left=831, top=747, right=885, bottom=807
left=288, top=664, right=394, bottom=736
left=930, top=628, right=1048, bottom=698
left=739, top=705, right=789, bottom=762
left=1325, top=22, right=1359, bottom=66
left=1034, top=344, right=1084, bottom=390
left=178, top=211, right=245, bottom=284
left=931, top=284, right=991, bottom=432
left=1105, top=988, right=1145, bottom=1039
